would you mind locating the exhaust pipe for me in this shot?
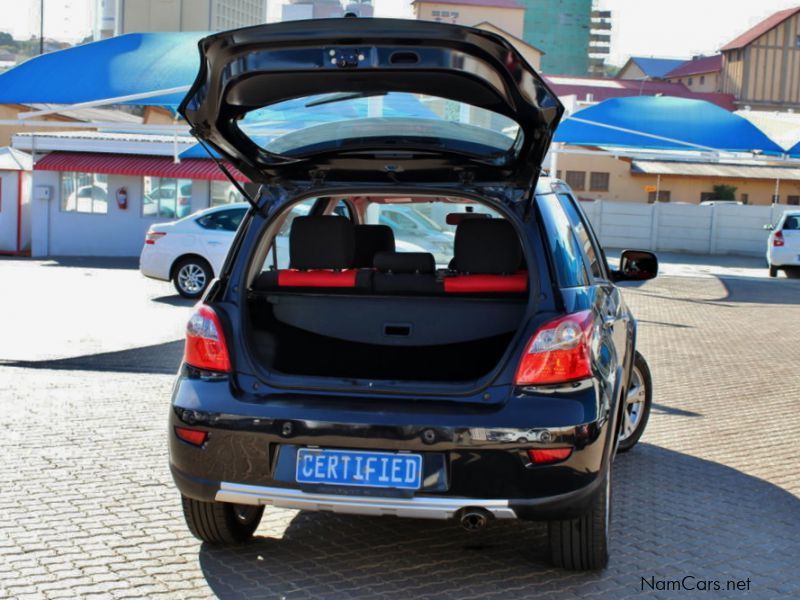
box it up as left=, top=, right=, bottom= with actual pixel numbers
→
left=458, top=508, right=490, bottom=532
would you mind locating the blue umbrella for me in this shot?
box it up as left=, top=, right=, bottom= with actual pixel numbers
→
left=555, top=96, right=785, bottom=155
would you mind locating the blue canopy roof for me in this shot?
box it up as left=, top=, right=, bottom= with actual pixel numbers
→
left=554, top=96, right=785, bottom=155
left=0, top=32, right=205, bottom=106
left=790, top=140, right=800, bottom=158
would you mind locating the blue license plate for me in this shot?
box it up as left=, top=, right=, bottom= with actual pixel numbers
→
left=296, top=448, right=422, bottom=490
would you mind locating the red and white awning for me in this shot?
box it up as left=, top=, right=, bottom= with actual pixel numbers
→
left=34, top=152, right=248, bottom=182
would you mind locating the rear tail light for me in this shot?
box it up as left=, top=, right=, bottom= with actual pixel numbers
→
left=527, top=447, right=573, bottom=465
left=145, top=231, right=166, bottom=245
left=174, top=426, right=208, bottom=446
left=773, top=231, right=785, bottom=247
left=184, top=304, right=231, bottom=373
left=514, top=310, right=594, bottom=386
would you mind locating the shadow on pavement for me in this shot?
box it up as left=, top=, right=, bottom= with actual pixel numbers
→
left=0, top=340, right=183, bottom=374
left=197, top=444, right=800, bottom=599
left=151, top=295, right=196, bottom=307
left=718, top=276, right=800, bottom=305
left=39, top=256, right=140, bottom=270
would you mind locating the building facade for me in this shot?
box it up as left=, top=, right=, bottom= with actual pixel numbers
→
left=413, top=0, right=526, bottom=38
left=106, top=0, right=266, bottom=35
left=721, top=6, right=800, bottom=111
left=518, top=0, right=593, bottom=75
left=664, top=55, right=722, bottom=94
left=554, top=150, right=800, bottom=206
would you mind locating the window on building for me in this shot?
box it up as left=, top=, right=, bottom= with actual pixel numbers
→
left=796, top=34, right=800, bottom=48
left=788, top=195, right=800, bottom=206
left=688, top=77, right=693, bottom=85
left=589, top=172, right=610, bottom=191
left=648, top=190, right=671, bottom=203
left=565, top=170, right=586, bottom=191
left=700, top=75, right=705, bottom=85
left=700, top=192, right=715, bottom=202
left=772, top=194, right=781, bottom=204
left=740, top=193, right=749, bottom=205
left=431, top=10, right=440, bottom=16
left=60, top=172, right=108, bottom=214
left=555, top=170, right=562, bottom=180
left=143, top=177, right=193, bottom=219
left=210, top=181, right=244, bottom=207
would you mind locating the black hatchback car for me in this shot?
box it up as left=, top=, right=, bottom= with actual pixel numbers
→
left=170, top=18, right=657, bottom=570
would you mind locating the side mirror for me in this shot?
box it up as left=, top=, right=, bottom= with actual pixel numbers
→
left=763, top=224, right=774, bottom=231
left=614, top=250, right=658, bottom=282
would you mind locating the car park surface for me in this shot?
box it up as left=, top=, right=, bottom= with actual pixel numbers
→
left=1, top=255, right=799, bottom=597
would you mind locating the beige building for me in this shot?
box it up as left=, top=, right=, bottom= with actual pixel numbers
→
left=664, top=55, right=722, bottom=94
left=721, top=6, right=800, bottom=110
left=0, top=104, right=143, bottom=147
left=413, top=0, right=525, bottom=39
left=110, top=0, right=266, bottom=35
left=554, top=149, right=800, bottom=206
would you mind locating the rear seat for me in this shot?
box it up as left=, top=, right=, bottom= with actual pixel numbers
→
left=444, top=219, right=527, bottom=294
left=254, top=215, right=369, bottom=290
left=372, top=251, right=438, bottom=295
left=353, top=225, right=395, bottom=268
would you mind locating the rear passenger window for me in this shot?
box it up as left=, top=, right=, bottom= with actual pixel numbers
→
left=196, top=208, right=246, bottom=232
left=557, top=194, right=604, bottom=280
left=537, top=194, right=590, bottom=288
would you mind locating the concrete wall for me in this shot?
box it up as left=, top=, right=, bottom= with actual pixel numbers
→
left=581, top=199, right=791, bottom=256
left=31, top=172, right=212, bottom=257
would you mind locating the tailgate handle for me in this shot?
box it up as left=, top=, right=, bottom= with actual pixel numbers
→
left=390, top=51, right=420, bottom=65
left=384, top=323, right=412, bottom=337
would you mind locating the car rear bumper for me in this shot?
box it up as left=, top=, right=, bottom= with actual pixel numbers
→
left=768, top=246, right=800, bottom=267
left=139, top=249, right=171, bottom=281
left=169, top=375, right=616, bottom=521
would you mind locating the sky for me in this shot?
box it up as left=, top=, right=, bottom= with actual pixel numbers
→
left=4, top=0, right=800, bottom=67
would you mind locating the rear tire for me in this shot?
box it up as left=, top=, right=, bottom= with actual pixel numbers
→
left=173, top=257, right=212, bottom=299
left=181, top=495, right=264, bottom=544
left=769, top=264, right=778, bottom=278
left=548, top=472, right=610, bottom=570
left=617, top=351, right=652, bottom=453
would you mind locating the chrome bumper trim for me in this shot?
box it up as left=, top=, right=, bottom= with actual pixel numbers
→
left=215, top=482, right=518, bottom=520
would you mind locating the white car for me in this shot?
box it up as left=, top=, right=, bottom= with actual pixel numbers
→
left=766, top=211, right=800, bottom=278
left=141, top=201, right=433, bottom=297
left=140, top=203, right=250, bottom=298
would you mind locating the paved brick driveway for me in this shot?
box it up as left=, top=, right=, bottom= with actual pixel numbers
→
left=1, top=258, right=799, bottom=599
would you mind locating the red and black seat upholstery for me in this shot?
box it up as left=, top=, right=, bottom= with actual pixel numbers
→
left=372, top=251, right=438, bottom=295
left=444, top=219, right=528, bottom=294
left=254, top=215, right=368, bottom=290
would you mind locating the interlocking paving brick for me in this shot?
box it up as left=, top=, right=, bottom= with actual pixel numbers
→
left=1, top=260, right=799, bottom=598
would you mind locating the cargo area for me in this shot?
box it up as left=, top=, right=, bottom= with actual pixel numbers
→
left=244, top=196, right=530, bottom=383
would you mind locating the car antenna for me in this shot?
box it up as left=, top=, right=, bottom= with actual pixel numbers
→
left=191, top=134, right=264, bottom=213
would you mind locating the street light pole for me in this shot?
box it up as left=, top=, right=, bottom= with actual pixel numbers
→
left=39, top=0, right=44, bottom=55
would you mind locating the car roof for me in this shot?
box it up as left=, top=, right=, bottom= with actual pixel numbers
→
left=191, top=202, right=249, bottom=219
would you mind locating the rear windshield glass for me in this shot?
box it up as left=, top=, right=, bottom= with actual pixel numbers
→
left=238, top=93, right=521, bottom=157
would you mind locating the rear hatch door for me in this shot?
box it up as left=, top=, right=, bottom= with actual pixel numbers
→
left=179, top=18, right=563, bottom=193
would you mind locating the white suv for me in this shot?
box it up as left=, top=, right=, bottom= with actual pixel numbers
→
left=767, top=211, right=800, bottom=278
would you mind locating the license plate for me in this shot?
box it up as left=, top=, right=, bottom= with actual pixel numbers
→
left=296, top=448, right=422, bottom=490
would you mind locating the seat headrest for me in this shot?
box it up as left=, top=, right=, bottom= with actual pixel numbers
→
left=353, top=224, right=395, bottom=268
left=289, top=216, right=354, bottom=270
left=453, top=219, right=521, bottom=274
left=374, top=251, right=436, bottom=274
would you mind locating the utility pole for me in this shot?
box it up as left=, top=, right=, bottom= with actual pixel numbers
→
left=39, top=0, right=44, bottom=55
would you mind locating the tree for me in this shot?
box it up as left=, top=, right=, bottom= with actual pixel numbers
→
left=712, top=184, right=737, bottom=200
left=0, top=32, right=14, bottom=46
